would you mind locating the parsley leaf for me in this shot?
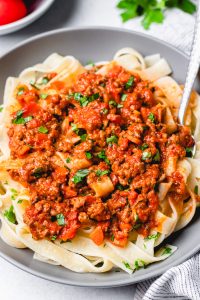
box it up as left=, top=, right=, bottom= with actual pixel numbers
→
left=148, top=112, right=155, bottom=123
left=134, top=259, right=146, bottom=270
left=117, top=0, right=196, bottom=29
left=154, top=150, right=160, bottom=162
left=72, top=169, right=90, bottom=184
left=194, top=185, right=199, bottom=195
left=162, top=246, right=172, bottom=255
left=17, top=87, right=25, bottom=96
left=140, top=143, right=148, bottom=151
left=101, top=108, right=108, bottom=114
left=66, top=158, right=71, bottom=163
left=41, top=77, right=49, bottom=85
left=106, top=135, right=118, bottom=145
left=80, top=133, right=87, bottom=141
left=95, top=169, right=110, bottom=177
left=142, top=151, right=152, bottom=160
left=122, top=261, right=132, bottom=270
left=12, top=110, right=33, bottom=125
left=38, top=126, right=48, bottom=134
left=97, top=150, right=110, bottom=164
left=145, top=233, right=160, bottom=240
left=109, top=100, right=117, bottom=107
left=32, top=167, right=45, bottom=179
left=125, top=76, right=134, bottom=89
left=73, top=92, right=99, bottom=107
left=40, top=93, right=48, bottom=99
left=56, top=214, right=65, bottom=226
left=185, top=147, right=193, bottom=157
left=121, top=94, right=127, bottom=101
left=85, top=151, right=92, bottom=159
left=51, top=235, right=57, bottom=241
left=4, top=205, right=17, bottom=224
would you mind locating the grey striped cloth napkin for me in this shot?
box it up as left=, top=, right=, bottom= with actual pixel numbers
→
left=132, top=2, right=199, bottom=300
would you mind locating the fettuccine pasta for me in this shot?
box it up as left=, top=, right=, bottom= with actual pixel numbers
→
left=0, top=48, right=199, bottom=274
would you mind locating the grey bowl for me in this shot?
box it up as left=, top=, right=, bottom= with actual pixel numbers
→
left=0, top=27, right=200, bottom=288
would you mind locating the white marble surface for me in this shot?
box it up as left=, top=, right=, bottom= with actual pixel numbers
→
left=0, top=0, right=195, bottom=299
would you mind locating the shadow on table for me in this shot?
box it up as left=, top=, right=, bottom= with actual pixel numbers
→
left=9, top=0, right=78, bottom=37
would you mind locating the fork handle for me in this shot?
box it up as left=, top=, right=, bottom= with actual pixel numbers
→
left=178, top=2, right=200, bottom=125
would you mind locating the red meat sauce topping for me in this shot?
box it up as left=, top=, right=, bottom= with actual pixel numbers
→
left=8, top=66, right=194, bottom=247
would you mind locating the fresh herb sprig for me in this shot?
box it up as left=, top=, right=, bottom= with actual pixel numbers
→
left=117, top=0, right=196, bottom=29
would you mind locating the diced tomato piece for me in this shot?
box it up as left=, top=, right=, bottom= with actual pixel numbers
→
left=90, top=226, right=104, bottom=245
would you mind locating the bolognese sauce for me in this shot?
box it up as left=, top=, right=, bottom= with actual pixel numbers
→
left=8, top=64, right=194, bottom=247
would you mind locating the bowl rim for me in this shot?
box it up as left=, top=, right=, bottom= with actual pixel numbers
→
left=0, top=26, right=199, bottom=288
left=0, top=0, right=55, bottom=31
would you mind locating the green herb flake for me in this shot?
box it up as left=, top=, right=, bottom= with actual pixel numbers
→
left=140, top=143, right=148, bottom=151
left=12, top=110, right=33, bottom=125
left=38, top=126, right=48, bottom=134
left=80, top=133, right=87, bottom=141
left=71, top=123, right=79, bottom=134
left=122, top=261, right=132, bottom=270
left=95, top=169, right=110, bottom=177
left=106, top=135, right=118, bottom=145
left=17, top=199, right=23, bottom=204
left=30, top=80, right=39, bottom=90
left=117, top=103, right=123, bottom=108
left=72, top=169, right=90, bottom=184
left=86, top=60, right=95, bottom=67
left=109, top=100, right=117, bottom=107
left=121, top=94, right=127, bottom=101
left=66, top=158, right=71, bottom=163
left=125, top=76, right=134, bottom=89
left=185, top=147, right=193, bottom=158
left=97, top=150, right=110, bottom=164
left=51, top=235, right=57, bottom=241
left=142, top=151, right=152, bottom=160
left=134, top=259, right=146, bottom=270
left=85, top=151, right=92, bottom=159
left=194, top=185, right=199, bottom=195
left=154, top=150, right=160, bottom=162
left=110, top=234, right=115, bottom=241
left=4, top=205, right=17, bottom=224
left=162, top=246, right=172, bottom=255
left=42, top=77, right=49, bottom=85
left=56, top=213, right=65, bottom=226
left=74, top=92, right=99, bottom=107
left=145, top=233, right=160, bottom=241
left=10, top=188, right=18, bottom=201
left=40, top=93, right=48, bottom=99
left=32, top=167, right=44, bottom=179
left=101, top=108, right=108, bottom=114
left=148, top=112, right=155, bottom=123
left=17, top=87, right=25, bottom=96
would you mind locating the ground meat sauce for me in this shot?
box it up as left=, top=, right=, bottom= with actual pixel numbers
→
left=8, top=65, right=194, bottom=247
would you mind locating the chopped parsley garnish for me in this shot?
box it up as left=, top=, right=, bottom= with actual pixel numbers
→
left=125, top=76, right=134, bottom=89
left=145, top=233, right=160, bottom=240
left=56, top=214, right=65, bottom=226
left=30, top=80, right=39, bottom=90
left=40, top=93, right=48, bottom=99
left=142, top=151, right=152, bottom=160
left=101, top=108, right=108, bottom=114
left=71, top=123, right=79, bottom=134
left=17, top=87, right=25, bottom=96
left=51, top=235, right=57, bottom=241
left=194, top=185, right=199, bottom=195
left=109, top=100, right=117, bottom=107
left=42, top=77, right=50, bottom=85
left=32, top=167, right=45, bottom=179
left=121, top=94, right=127, bottom=101
left=134, top=259, right=146, bottom=270
left=12, top=110, right=33, bottom=125
left=117, top=103, right=123, bottom=108
left=148, top=112, right=155, bottom=123
left=110, top=234, right=115, bottom=241
left=10, top=188, right=18, bottom=200
left=162, top=246, right=172, bottom=255
left=17, top=199, right=23, bottom=204
left=74, top=92, right=99, bottom=107
left=80, top=133, right=87, bottom=141
left=95, top=169, right=110, bottom=177
left=85, top=151, right=92, bottom=159
left=72, top=169, right=90, bottom=184
left=106, top=135, right=118, bottom=145
left=97, top=150, right=110, bottom=164
left=4, top=205, right=17, bottom=224
left=38, top=126, right=48, bottom=134
left=134, top=213, right=139, bottom=222
left=140, top=143, right=148, bottom=151
left=154, top=150, right=160, bottom=162
left=66, top=158, right=71, bottom=163
left=122, top=261, right=132, bottom=270
left=185, top=147, right=193, bottom=157
left=86, top=60, right=95, bottom=66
